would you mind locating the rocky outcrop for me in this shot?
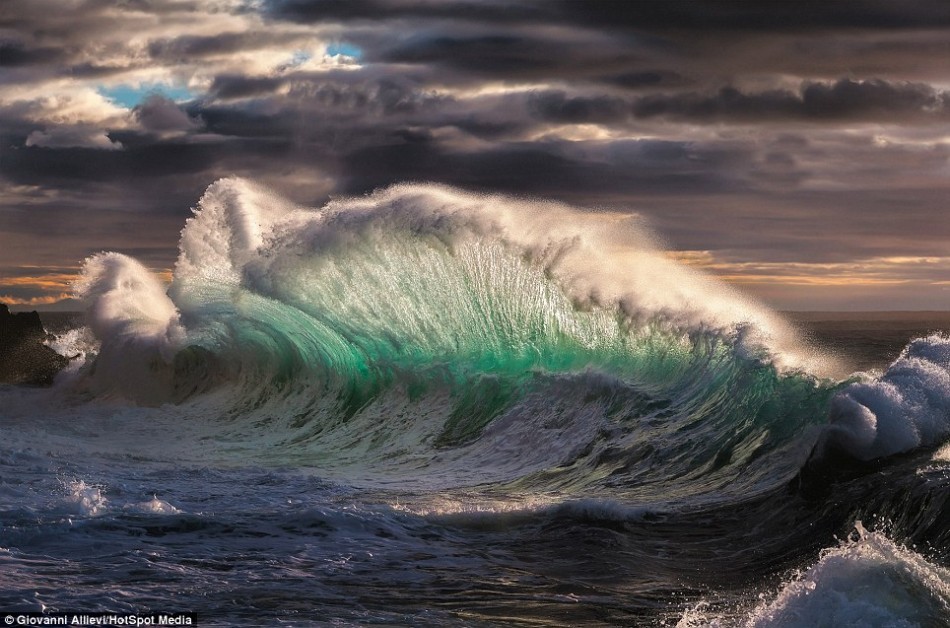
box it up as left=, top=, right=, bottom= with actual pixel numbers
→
left=0, top=303, right=68, bottom=385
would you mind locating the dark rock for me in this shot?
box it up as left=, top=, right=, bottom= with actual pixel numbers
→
left=0, top=303, right=69, bottom=385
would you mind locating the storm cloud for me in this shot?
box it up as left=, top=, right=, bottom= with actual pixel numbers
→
left=2, top=0, right=950, bottom=309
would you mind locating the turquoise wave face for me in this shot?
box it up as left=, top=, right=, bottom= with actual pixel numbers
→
left=163, top=282, right=837, bottom=503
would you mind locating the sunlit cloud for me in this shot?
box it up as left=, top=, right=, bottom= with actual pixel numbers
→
left=3, top=1, right=950, bottom=309
left=670, top=251, right=950, bottom=288
left=25, top=127, right=123, bottom=150
left=0, top=267, right=174, bottom=309
left=0, top=293, right=74, bottom=307
left=0, top=271, right=79, bottom=290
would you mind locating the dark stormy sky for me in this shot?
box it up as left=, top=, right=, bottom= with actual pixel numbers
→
left=2, top=0, right=950, bottom=310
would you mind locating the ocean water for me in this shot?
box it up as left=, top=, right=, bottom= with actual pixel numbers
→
left=2, top=178, right=950, bottom=626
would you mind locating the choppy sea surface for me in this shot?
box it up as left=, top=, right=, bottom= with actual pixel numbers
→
left=3, top=179, right=950, bottom=626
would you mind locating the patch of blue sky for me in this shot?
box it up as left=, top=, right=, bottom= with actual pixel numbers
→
left=290, top=50, right=312, bottom=66
left=98, top=83, right=196, bottom=108
left=326, top=42, right=363, bottom=59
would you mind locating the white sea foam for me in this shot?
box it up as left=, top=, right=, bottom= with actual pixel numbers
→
left=75, top=252, right=184, bottom=355
left=125, top=496, right=182, bottom=515
left=66, top=481, right=182, bottom=517
left=827, top=334, right=950, bottom=460
left=746, top=522, right=950, bottom=627
left=933, top=441, right=950, bottom=463
left=45, top=326, right=97, bottom=379
left=74, top=252, right=186, bottom=401
left=65, top=479, right=108, bottom=517
left=677, top=523, right=950, bottom=627
left=174, top=177, right=299, bottom=291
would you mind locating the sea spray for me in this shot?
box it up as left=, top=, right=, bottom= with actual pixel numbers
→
left=74, top=252, right=185, bottom=402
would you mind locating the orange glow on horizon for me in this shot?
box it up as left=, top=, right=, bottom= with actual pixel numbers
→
left=1, top=266, right=175, bottom=307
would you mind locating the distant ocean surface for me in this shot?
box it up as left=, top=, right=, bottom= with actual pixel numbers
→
left=3, top=179, right=950, bottom=627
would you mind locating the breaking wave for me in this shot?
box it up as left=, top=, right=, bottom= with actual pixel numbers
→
left=65, top=178, right=950, bottom=496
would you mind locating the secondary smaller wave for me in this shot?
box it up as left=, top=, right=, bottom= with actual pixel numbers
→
left=676, top=522, right=950, bottom=627
left=824, top=334, right=950, bottom=460
left=746, top=521, right=950, bottom=627
left=73, top=253, right=185, bottom=402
